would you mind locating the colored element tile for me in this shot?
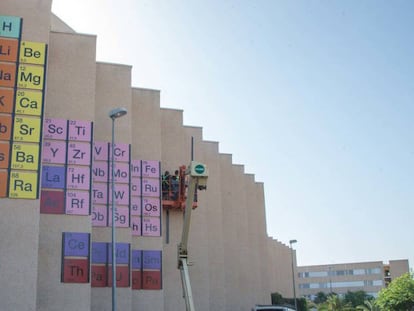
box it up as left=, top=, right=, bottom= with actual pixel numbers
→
left=0, top=37, right=19, bottom=62
left=8, top=170, right=38, bottom=199
left=0, top=62, right=16, bottom=88
left=17, top=64, right=44, bottom=90
left=92, top=205, right=107, bottom=227
left=0, top=114, right=13, bottom=141
left=108, top=265, right=130, bottom=288
left=11, top=142, right=39, bottom=171
left=13, top=116, right=41, bottom=143
left=19, top=41, right=47, bottom=65
left=63, top=232, right=90, bottom=257
left=40, top=190, right=65, bottom=214
left=0, top=169, right=8, bottom=197
left=0, top=88, right=15, bottom=113
left=65, top=190, right=90, bottom=215
left=0, top=16, right=22, bottom=39
left=142, top=271, right=162, bottom=290
left=131, top=271, right=142, bottom=290
left=41, top=165, right=65, bottom=189
left=91, top=265, right=107, bottom=287
left=43, top=118, right=67, bottom=140
left=14, top=89, right=43, bottom=116
left=0, top=141, right=10, bottom=169
left=41, top=140, right=67, bottom=164
left=62, top=258, right=89, bottom=283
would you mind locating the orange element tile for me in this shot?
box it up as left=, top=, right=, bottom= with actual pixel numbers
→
left=0, top=38, right=19, bottom=62
left=0, top=88, right=15, bottom=113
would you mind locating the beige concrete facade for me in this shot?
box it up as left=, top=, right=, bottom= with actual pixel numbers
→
left=297, top=259, right=410, bottom=299
left=0, top=1, right=295, bottom=311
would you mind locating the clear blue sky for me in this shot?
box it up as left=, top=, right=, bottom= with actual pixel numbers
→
left=52, top=0, right=414, bottom=267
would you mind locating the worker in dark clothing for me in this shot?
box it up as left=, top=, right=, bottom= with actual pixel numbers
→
left=171, top=170, right=179, bottom=200
left=162, top=171, right=170, bottom=199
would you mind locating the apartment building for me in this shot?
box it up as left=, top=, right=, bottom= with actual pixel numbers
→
left=297, top=259, right=409, bottom=299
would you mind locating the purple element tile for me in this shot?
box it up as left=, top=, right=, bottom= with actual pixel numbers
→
left=108, top=206, right=129, bottom=228
left=130, top=160, right=141, bottom=177
left=130, top=196, right=141, bottom=216
left=142, top=178, right=160, bottom=197
left=131, top=216, right=141, bottom=236
left=142, top=197, right=160, bottom=217
left=67, top=142, right=91, bottom=165
left=130, top=177, right=141, bottom=196
left=92, top=242, right=108, bottom=264
left=93, top=141, right=109, bottom=161
left=131, top=250, right=142, bottom=269
left=92, top=161, right=109, bottom=182
left=41, top=165, right=65, bottom=189
left=108, top=183, right=129, bottom=205
left=92, top=205, right=107, bottom=227
left=92, top=182, right=108, bottom=204
left=65, top=190, right=90, bottom=215
left=142, top=217, right=161, bottom=237
left=66, top=166, right=91, bottom=190
left=142, top=160, right=160, bottom=178
left=63, top=232, right=89, bottom=257
left=68, top=120, right=92, bottom=142
left=143, top=250, right=161, bottom=270
left=43, top=118, right=67, bottom=140
left=109, top=162, right=129, bottom=183
left=42, top=140, right=67, bottom=164
left=110, top=143, right=130, bottom=162
left=108, top=243, right=129, bottom=264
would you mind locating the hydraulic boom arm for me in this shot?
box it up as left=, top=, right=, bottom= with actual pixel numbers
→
left=177, top=161, right=208, bottom=311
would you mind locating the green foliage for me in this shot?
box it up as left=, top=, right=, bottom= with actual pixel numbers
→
left=317, top=294, right=353, bottom=311
left=376, top=273, right=414, bottom=311
left=356, top=300, right=380, bottom=311
left=344, top=290, right=371, bottom=308
left=271, top=292, right=284, bottom=305
left=314, top=292, right=328, bottom=304
left=270, top=292, right=307, bottom=311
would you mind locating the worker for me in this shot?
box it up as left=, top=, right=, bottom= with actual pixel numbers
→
left=162, top=171, right=170, bottom=199
left=171, top=170, right=179, bottom=200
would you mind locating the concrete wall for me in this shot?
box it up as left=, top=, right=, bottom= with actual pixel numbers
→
left=389, top=259, right=410, bottom=280
left=0, top=1, right=296, bottom=311
left=0, top=1, right=51, bottom=310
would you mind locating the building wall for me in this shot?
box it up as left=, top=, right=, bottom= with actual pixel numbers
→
left=0, top=1, right=296, bottom=311
left=389, top=259, right=410, bottom=280
left=0, top=1, right=51, bottom=310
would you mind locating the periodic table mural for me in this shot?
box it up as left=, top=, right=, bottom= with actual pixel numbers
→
left=41, top=120, right=163, bottom=288
left=0, top=15, right=47, bottom=199
left=0, top=14, right=163, bottom=290
left=40, top=118, right=93, bottom=215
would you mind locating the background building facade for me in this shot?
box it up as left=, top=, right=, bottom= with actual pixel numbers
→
left=0, top=1, right=297, bottom=311
left=297, top=259, right=410, bottom=299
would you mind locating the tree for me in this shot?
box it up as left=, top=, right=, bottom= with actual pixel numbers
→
left=356, top=300, right=380, bottom=311
left=314, top=292, right=328, bottom=304
left=344, top=290, right=371, bottom=308
left=376, top=273, right=414, bottom=311
left=317, top=294, right=353, bottom=311
left=271, top=292, right=284, bottom=305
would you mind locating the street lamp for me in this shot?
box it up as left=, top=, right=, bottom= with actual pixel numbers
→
left=289, top=239, right=298, bottom=311
left=109, top=107, right=127, bottom=311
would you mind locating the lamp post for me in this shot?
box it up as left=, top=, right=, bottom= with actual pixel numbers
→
left=289, top=239, right=298, bottom=311
left=109, top=107, right=127, bottom=311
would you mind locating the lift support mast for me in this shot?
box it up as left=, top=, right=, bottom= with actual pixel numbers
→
left=177, top=161, right=208, bottom=311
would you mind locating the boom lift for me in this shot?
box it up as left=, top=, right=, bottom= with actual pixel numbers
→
left=176, top=161, right=208, bottom=311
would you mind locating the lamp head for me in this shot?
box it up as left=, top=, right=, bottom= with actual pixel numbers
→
left=109, top=107, right=127, bottom=119
left=289, top=239, right=297, bottom=245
